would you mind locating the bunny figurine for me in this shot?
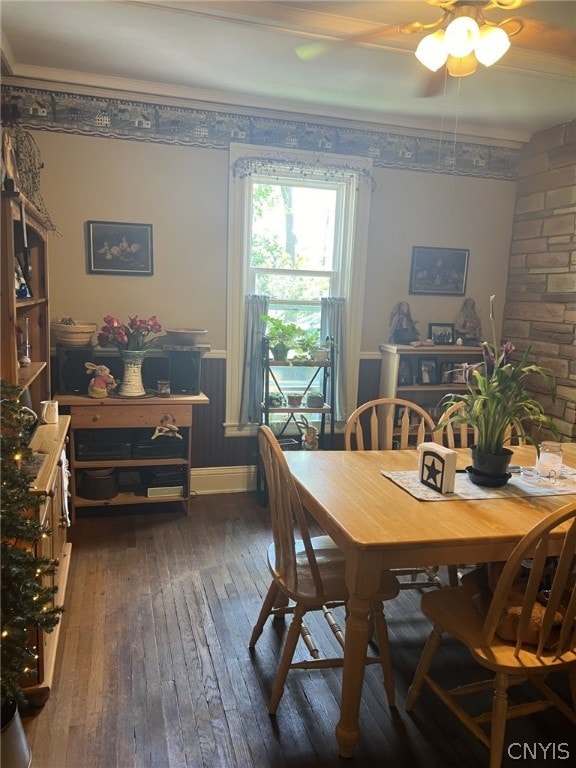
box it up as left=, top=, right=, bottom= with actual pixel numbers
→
left=296, top=416, right=319, bottom=451
left=85, top=362, right=117, bottom=399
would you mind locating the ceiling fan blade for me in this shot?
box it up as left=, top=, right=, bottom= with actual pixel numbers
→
left=295, top=20, right=415, bottom=61
left=418, top=68, right=449, bottom=98
left=505, top=18, right=576, bottom=59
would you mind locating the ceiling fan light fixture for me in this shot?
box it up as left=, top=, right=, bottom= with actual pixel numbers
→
left=475, top=25, right=510, bottom=67
left=444, top=15, right=480, bottom=57
left=447, top=53, right=478, bottom=78
left=415, top=30, right=448, bottom=72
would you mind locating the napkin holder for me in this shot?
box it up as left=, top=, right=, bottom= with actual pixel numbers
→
left=418, top=442, right=457, bottom=494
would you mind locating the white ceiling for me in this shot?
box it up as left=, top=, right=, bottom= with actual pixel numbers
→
left=1, top=0, right=575, bottom=142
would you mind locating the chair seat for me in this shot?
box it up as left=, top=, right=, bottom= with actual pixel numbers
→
left=421, top=587, right=576, bottom=673
left=268, top=535, right=400, bottom=604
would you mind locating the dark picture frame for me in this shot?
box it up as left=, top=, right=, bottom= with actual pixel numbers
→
left=418, top=358, right=438, bottom=385
left=409, top=246, right=469, bottom=296
left=428, top=322, right=455, bottom=345
left=440, top=362, right=453, bottom=384
left=87, top=221, right=153, bottom=275
left=398, top=357, right=413, bottom=386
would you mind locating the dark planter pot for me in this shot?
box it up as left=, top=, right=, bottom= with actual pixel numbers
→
left=1, top=702, right=32, bottom=768
left=271, top=342, right=289, bottom=362
left=469, top=446, right=513, bottom=487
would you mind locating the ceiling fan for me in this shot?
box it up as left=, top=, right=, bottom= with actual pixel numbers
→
left=296, top=0, right=575, bottom=80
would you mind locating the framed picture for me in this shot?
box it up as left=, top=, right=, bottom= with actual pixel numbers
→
left=409, top=246, right=469, bottom=296
left=428, top=322, right=455, bottom=345
left=440, top=362, right=453, bottom=384
left=87, top=221, right=153, bottom=275
left=418, top=358, right=438, bottom=385
left=452, top=364, right=466, bottom=383
left=398, top=357, right=413, bottom=386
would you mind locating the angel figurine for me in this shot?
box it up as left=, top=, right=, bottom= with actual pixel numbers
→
left=455, top=298, right=482, bottom=344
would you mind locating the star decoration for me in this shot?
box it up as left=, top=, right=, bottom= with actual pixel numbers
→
left=423, top=454, right=443, bottom=491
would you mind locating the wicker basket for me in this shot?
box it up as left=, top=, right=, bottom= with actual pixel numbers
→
left=51, top=321, right=97, bottom=347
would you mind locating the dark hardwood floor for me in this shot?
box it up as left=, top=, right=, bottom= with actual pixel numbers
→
left=23, top=494, right=573, bottom=768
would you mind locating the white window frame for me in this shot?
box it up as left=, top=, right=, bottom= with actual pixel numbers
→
left=225, top=144, right=373, bottom=437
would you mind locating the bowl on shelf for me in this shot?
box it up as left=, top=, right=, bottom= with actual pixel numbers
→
left=164, top=328, right=207, bottom=347
left=51, top=320, right=97, bottom=347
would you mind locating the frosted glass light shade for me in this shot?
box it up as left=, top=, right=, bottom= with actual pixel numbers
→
left=415, top=30, right=448, bottom=72
left=475, top=25, right=510, bottom=66
left=445, top=16, right=480, bottom=57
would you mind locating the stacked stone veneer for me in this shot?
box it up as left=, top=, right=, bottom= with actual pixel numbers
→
left=503, top=120, right=576, bottom=441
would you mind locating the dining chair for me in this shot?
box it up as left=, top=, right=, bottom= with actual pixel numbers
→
left=406, top=500, right=576, bottom=768
left=344, top=397, right=441, bottom=451
left=250, top=425, right=401, bottom=713
left=344, top=397, right=443, bottom=589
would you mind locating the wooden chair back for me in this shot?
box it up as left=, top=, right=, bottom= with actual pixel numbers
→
left=482, top=500, right=576, bottom=658
left=345, top=397, right=439, bottom=451
left=258, top=425, right=323, bottom=597
left=437, top=401, right=525, bottom=449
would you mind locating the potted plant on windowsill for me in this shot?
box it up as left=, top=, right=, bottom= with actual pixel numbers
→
left=305, top=390, right=325, bottom=408
left=437, top=296, right=558, bottom=487
left=1, top=383, right=64, bottom=767
left=261, top=316, right=306, bottom=362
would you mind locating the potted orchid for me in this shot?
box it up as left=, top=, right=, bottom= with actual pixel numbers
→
left=438, top=296, right=558, bottom=482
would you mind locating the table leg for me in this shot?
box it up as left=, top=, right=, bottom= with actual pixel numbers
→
left=335, top=593, right=372, bottom=758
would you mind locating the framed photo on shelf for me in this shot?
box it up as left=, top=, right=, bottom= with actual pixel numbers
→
left=87, top=221, right=153, bottom=276
left=452, top=364, right=466, bottom=383
left=428, top=322, right=455, bottom=345
left=418, top=358, right=438, bottom=385
left=398, top=358, right=413, bottom=385
left=440, top=362, right=453, bottom=384
left=409, top=246, right=469, bottom=296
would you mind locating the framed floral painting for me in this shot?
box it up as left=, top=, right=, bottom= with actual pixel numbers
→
left=87, top=221, right=153, bottom=275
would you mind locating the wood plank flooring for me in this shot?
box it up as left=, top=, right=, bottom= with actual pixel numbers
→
left=22, top=493, right=574, bottom=768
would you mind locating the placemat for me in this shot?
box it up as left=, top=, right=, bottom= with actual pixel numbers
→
left=381, top=469, right=576, bottom=501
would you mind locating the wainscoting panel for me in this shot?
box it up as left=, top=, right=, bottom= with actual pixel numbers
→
left=192, top=357, right=257, bottom=468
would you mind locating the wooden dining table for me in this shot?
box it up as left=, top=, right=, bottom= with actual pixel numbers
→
left=284, top=443, right=576, bottom=759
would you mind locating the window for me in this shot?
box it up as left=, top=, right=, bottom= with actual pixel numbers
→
left=226, top=145, right=373, bottom=435
left=250, top=180, right=338, bottom=394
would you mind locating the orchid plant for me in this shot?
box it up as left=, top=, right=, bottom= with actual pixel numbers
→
left=97, top=314, right=164, bottom=351
left=439, top=296, right=558, bottom=455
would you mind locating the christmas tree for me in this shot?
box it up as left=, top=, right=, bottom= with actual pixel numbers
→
left=1, top=382, right=63, bottom=708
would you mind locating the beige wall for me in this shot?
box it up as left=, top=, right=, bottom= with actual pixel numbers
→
left=34, top=130, right=517, bottom=352
left=364, top=167, right=516, bottom=349
left=36, top=132, right=229, bottom=346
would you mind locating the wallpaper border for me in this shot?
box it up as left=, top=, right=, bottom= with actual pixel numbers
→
left=2, top=84, right=520, bottom=180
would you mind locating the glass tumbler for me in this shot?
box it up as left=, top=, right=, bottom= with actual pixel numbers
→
left=536, top=442, right=563, bottom=479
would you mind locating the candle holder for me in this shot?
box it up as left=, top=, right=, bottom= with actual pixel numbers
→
left=19, top=317, right=31, bottom=366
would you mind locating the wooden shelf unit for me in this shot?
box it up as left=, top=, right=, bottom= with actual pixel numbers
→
left=1, top=191, right=51, bottom=410
left=24, top=417, right=72, bottom=706
left=379, top=343, right=484, bottom=418
left=58, top=394, right=209, bottom=519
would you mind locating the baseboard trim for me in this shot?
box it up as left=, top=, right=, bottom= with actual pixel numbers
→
left=191, top=465, right=257, bottom=495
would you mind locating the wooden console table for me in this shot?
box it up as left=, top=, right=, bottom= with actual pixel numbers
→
left=58, top=394, right=209, bottom=519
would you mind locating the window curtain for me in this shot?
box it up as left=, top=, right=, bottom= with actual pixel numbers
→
left=321, top=297, right=347, bottom=423
left=239, top=295, right=268, bottom=427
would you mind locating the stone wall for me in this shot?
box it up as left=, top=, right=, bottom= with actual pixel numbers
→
left=504, top=120, right=576, bottom=441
